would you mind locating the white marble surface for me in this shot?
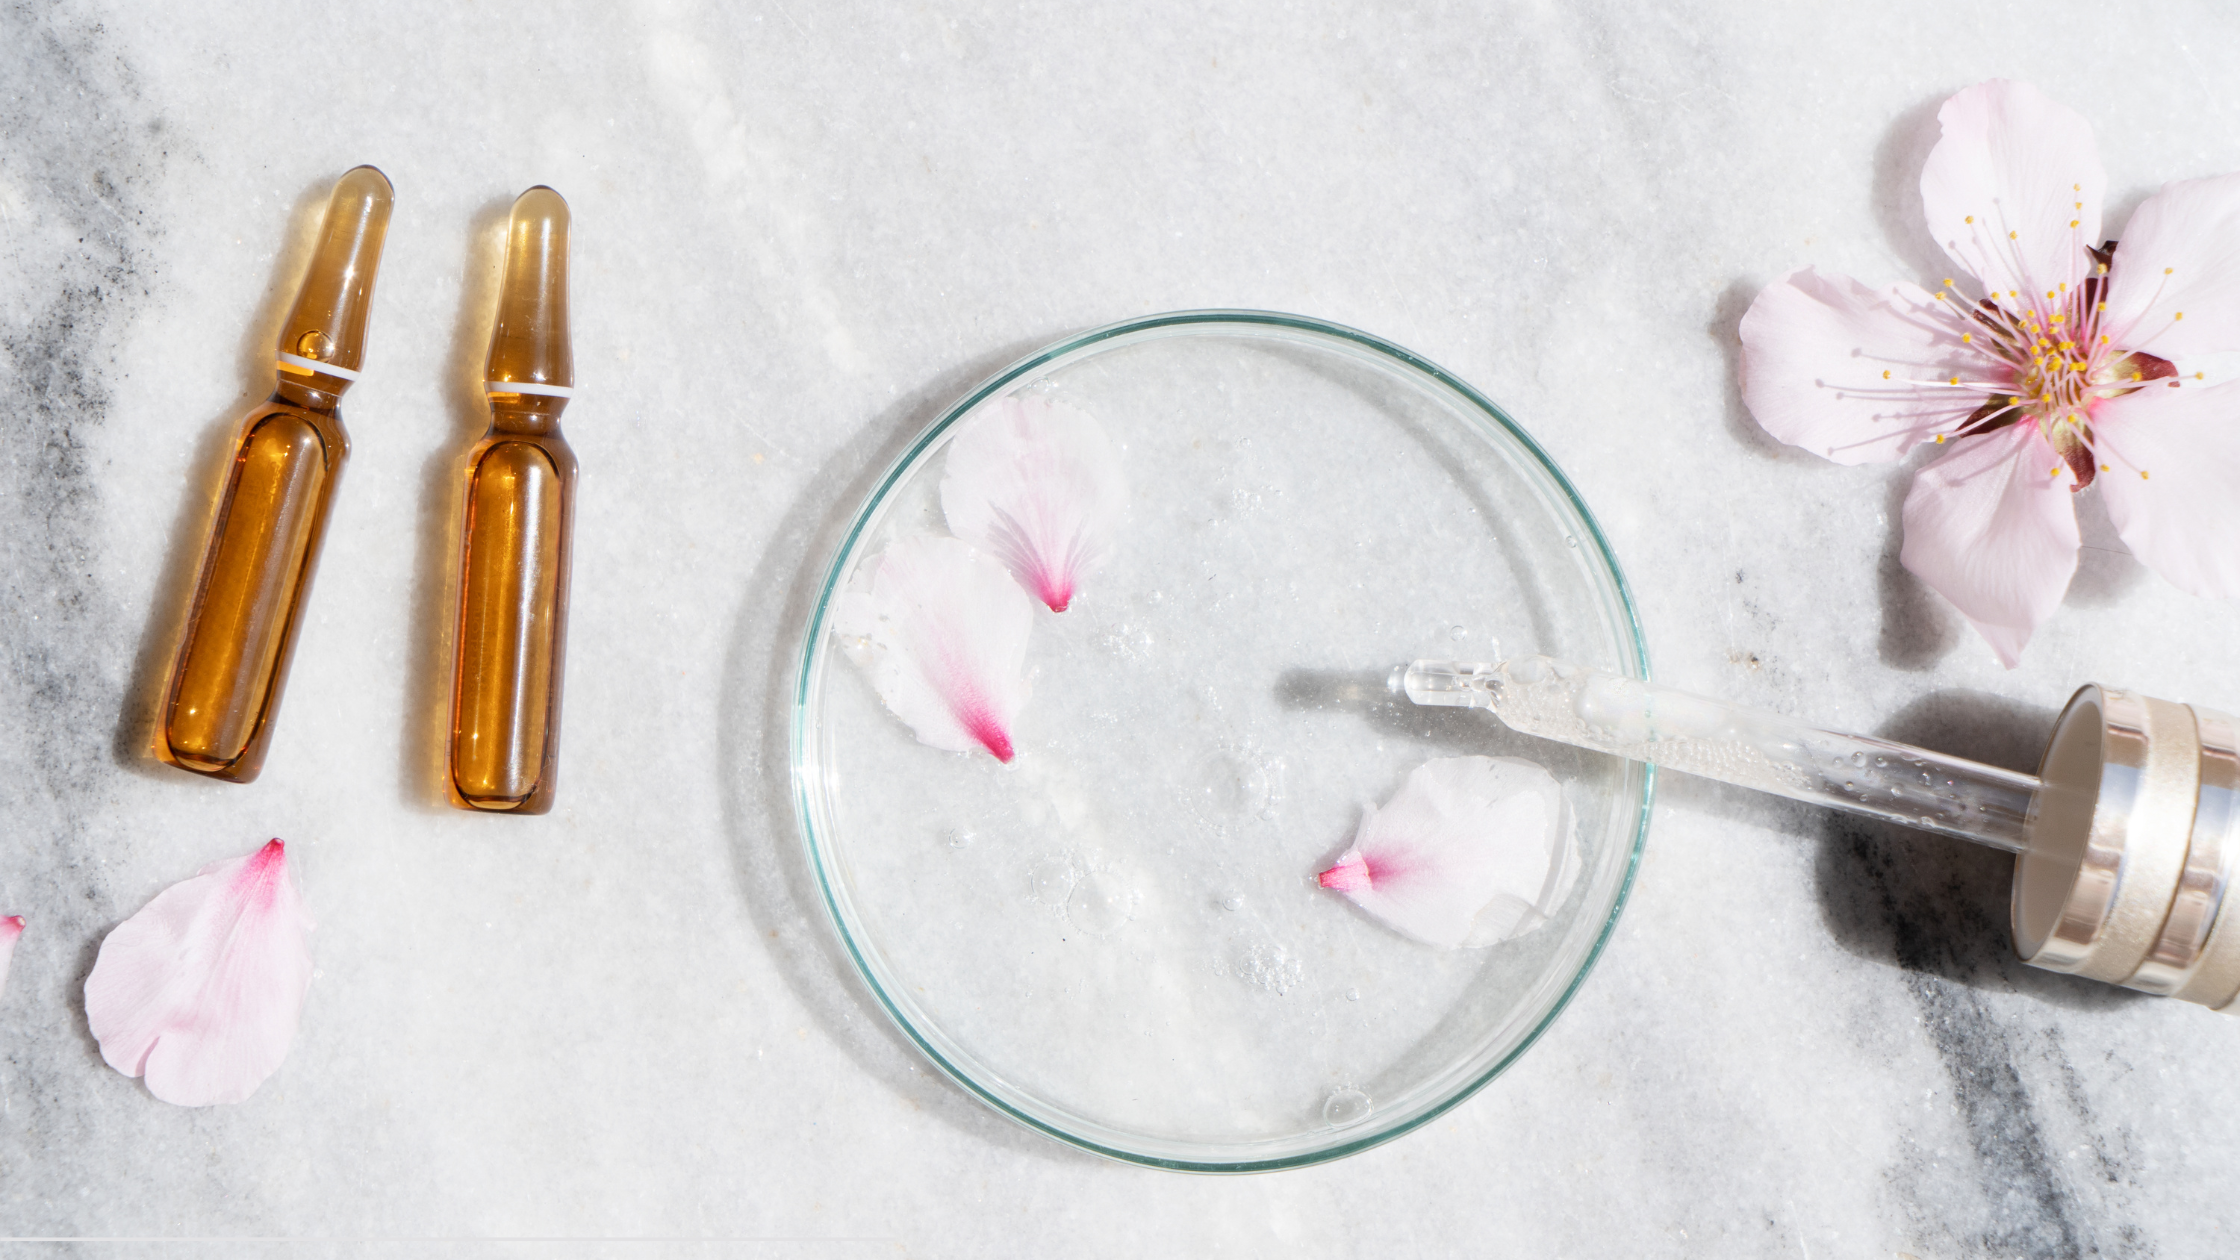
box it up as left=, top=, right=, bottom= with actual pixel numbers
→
left=5, top=0, right=2240, bottom=1254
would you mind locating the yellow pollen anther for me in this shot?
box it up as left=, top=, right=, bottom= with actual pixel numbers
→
left=2075, top=200, right=2083, bottom=209
left=1965, top=215, right=1975, bottom=224
left=1948, top=376, right=1960, bottom=385
left=1961, top=332, right=1973, bottom=343
left=2100, top=463, right=2110, bottom=472
left=2177, top=312, right=2186, bottom=320
left=2059, top=283, right=2067, bottom=293
left=2009, top=230, right=2018, bottom=240
left=1936, top=434, right=1946, bottom=443
left=1882, top=370, right=1891, bottom=379
left=2198, top=372, right=2207, bottom=380
left=2142, top=470, right=2151, bottom=480
left=2166, top=267, right=2174, bottom=275
left=2132, top=372, right=2142, bottom=381
left=2100, top=335, right=2109, bottom=344
left=2073, top=183, right=2081, bottom=191
left=2097, top=263, right=2108, bottom=275
left=2045, top=290, right=2055, bottom=299
left=2096, top=301, right=2106, bottom=311
left=1943, top=278, right=1954, bottom=287
left=2069, top=219, right=2079, bottom=228
left=2050, top=466, right=2061, bottom=478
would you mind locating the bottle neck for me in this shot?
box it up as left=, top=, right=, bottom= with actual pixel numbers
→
left=272, top=375, right=345, bottom=413
left=490, top=401, right=567, bottom=435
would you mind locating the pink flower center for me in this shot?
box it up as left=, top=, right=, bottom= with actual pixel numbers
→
left=1906, top=235, right=2188, bottom=485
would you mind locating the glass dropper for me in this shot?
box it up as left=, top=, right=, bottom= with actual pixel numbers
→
left=1396, top=656, right=2039, bottom=853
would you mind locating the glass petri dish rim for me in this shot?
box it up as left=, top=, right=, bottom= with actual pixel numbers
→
left=789, top=308, right=1655, bottom=1173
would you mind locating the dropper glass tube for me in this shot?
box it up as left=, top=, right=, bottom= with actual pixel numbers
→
left=156, top=166, right=393, bottom=782
left=1400, top=656, right=2040, bottom=852
left=447, top=187, right=578, bottom=814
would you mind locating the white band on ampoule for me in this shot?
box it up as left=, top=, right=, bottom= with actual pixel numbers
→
left=275, top=352, right=363, bottom=382
left=486, top=380, right=575, bottom=398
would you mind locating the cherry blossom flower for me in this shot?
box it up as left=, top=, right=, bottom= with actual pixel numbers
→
left=1741, top=79, right=2240, bottom=665
left=832, top=534, right=1035, bottom=761
left=1316, top=756, right=1576, bottom=948
left=940, top=395, right=1126, bottom=613
left=84, top=840, right=315, bottom=1106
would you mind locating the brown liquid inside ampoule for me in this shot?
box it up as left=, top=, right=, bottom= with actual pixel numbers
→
left=447, top=186, right=577, bottom=813
left=156, top=166, right=391, bottom=782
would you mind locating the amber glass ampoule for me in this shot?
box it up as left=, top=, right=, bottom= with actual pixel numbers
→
left=447, top=187, right=579, bottom=814
left=156, top=166, right=394, bottom=783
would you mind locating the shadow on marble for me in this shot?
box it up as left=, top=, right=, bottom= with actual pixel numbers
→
left=717, top=336, right=1101, bottom=1166
left=1814, top=687, right=2143, bottom=1012
left=2065, top=488, right=2147, bottom=609
left=396, top=194, right=518, bottom=812
left=64, top=924, right=114, bottom=1070
left=1870, top=91, right=1947, bottom=285
left=109, top=179, right=340, bottom=783
left=1876, top=462, right=1957, bottom=671
left=1707, top=276, right=1794, bottom=463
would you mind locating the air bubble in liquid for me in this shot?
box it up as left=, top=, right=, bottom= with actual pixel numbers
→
left=1067, top=872, right=1135, bottom=934
left=1450, top=625, right=1467, bottom=641
left=1028, top=859, right=1073, bottom=905
left=1322, top=1088, right=1373, bottom=1127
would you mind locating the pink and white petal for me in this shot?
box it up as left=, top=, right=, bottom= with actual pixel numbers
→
left=1739, top=268, right=1989, bottom=465
left=84, top=840, right=315, bottom=1107
left=0, top=916, right=21, bottom=1004
left=1919, top=80, right=2105, bottom=303
left=2093, top=379, right=2240, bottom=598
left=1316, top=756, right=1561, bottom=949
left=831, top=535, right=1036, bottom=761
left=941, top=395, right=1127, bottom=612
left=2099, top=173, right=2240, bottom=362
left=1900, top=426, right=2082, bottom=667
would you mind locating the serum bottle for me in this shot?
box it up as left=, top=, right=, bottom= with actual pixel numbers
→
left=447, top=187, right=578, bottom=813
left=157, top=166, right=394, bottom=782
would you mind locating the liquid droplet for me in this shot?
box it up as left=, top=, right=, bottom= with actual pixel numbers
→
left=1221, top=894, right=1246, bottom=912
left=1450, top=625, right=1468, bottom=641
left=1322, top=1088, right=1372, bottom=1127
left=1067, top=872, right=1135, bottom=934
left=944, top=828, right=976, bottom=849
left=1564, top=535, right=1578, bottom=548
left=1028, top=859, right=1073, bottom=905
left=1344, top=987, right=1361, bottom=1002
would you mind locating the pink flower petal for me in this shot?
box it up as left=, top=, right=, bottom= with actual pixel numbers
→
left=0, top=917, right=22, bottom=1004
left=939, top=395, right=1126, bottom=612
left=1900, top=426, right=2081, bottom=667
left=1740, top=267, right=1986, bottom=464
left=2099, top=172, right=2240, bottom=363
left=84, top=840, right=314, bottom=1107
left=2093, top=379, right=2240, bottom=598
left=1919, top=80, right=2105, bottom=303
left=1315, top=756, right=1568, bottom=949
left=832, top=535, right=1035, bottom=761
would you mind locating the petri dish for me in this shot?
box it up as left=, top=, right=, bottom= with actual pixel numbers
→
left=791, top=310, right=1652, bottom=1171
